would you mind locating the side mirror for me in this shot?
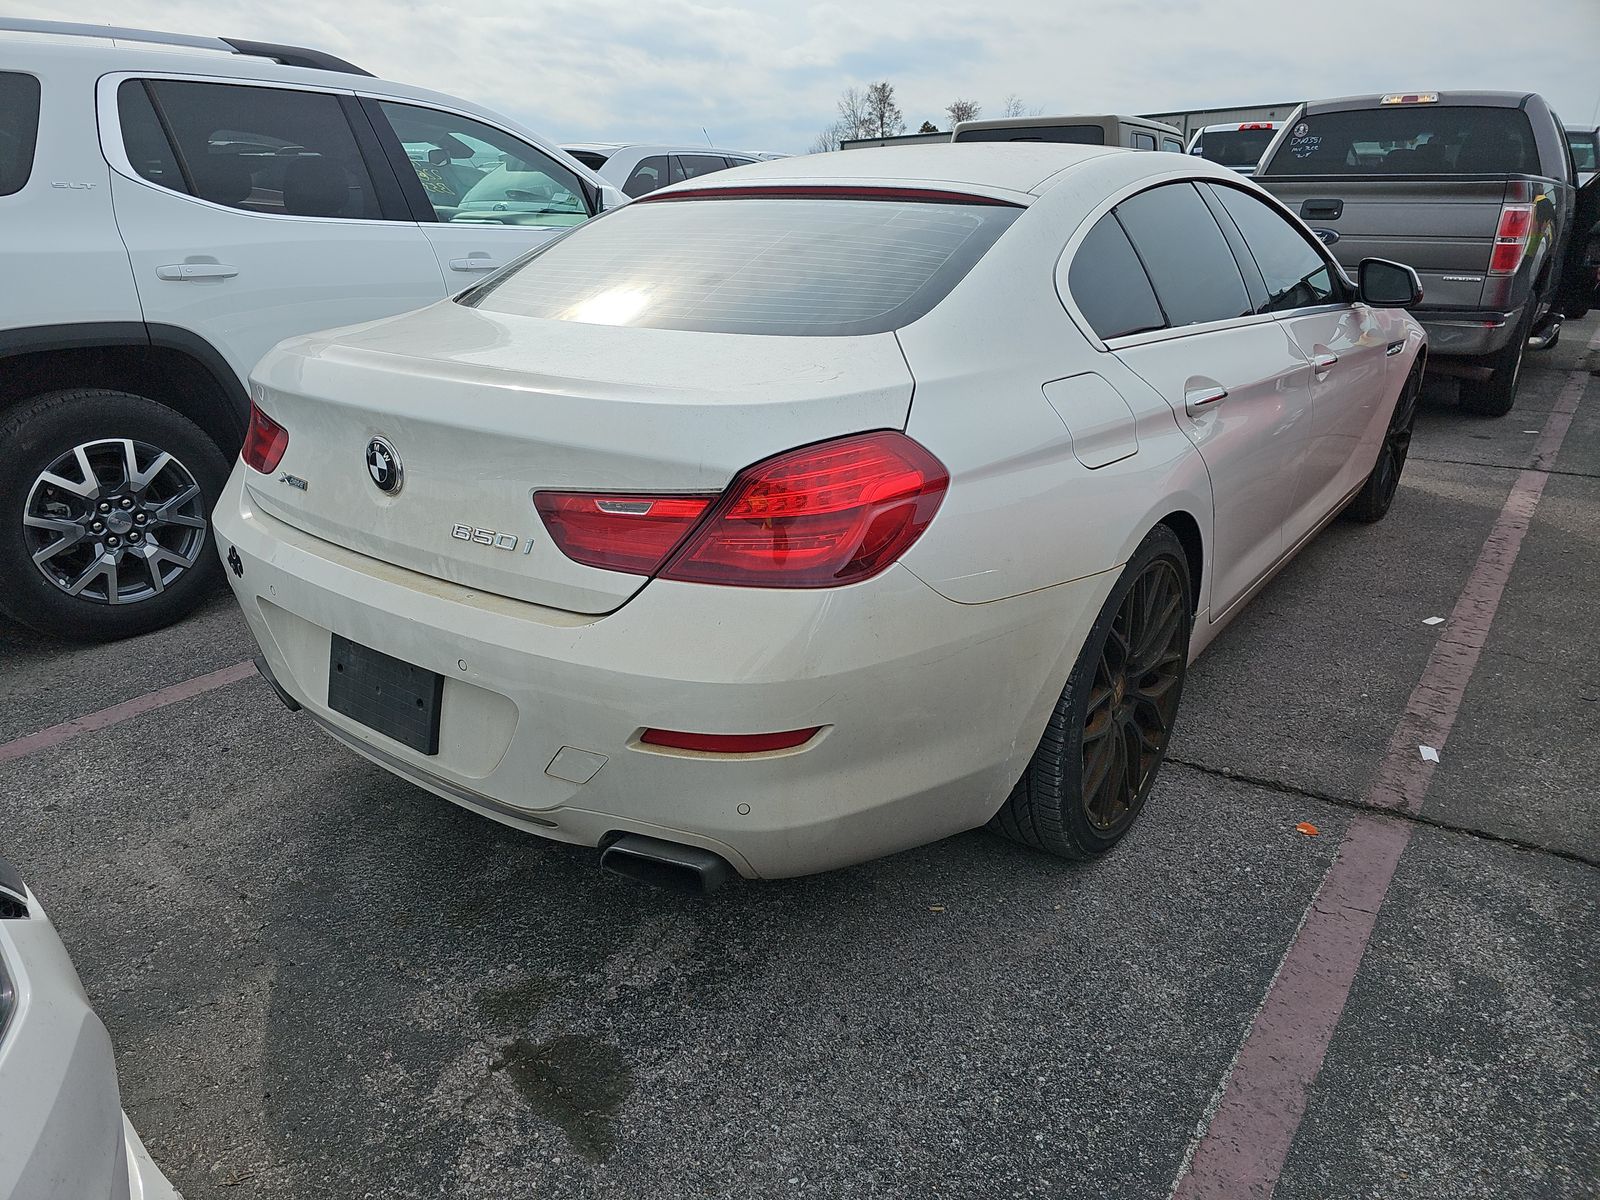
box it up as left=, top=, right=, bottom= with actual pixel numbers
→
left=1358, top=257, right=1423, bottom=308
left=598, top=184, right=629, bottom=212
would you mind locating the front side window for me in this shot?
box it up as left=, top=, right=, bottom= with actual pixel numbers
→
left=1114, top=183, right=1252, bottom=326
left=1569, top=131, right=1598, bottom=172
left=464, top=194, right=1022, bottom=336
left=1067, top=213, right=1166, bottom=340
left=622, top=155, right=669, bottom=198
left=0, top=72, right=41, bottom=197
left=118, top=80, right=381, bottom=219
left=1262, top=106, right=1539, bottom=176
left=1208, top=184, right=1338, bottom=312
left=377, top=102, right=590, bottom=227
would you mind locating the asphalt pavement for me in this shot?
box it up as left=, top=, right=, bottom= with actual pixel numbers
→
left=2, top=317, right=1596, bottom=1199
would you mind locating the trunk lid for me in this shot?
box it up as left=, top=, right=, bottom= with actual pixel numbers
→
left=247, top=301, right=915, bottom=614
left=1254, top=177, right=1513, bottom=309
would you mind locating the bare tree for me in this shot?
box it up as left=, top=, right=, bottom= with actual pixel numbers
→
left=864, top=81, right=905, bottom=139
left=810, top=123, right=843, bottom=154
left=836, top=85, right=875, bottom=141
left=945, top=98, right=981, bottom=125
left=1000, top=93, right=1044, bottom=118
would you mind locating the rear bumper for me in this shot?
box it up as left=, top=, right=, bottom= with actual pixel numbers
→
left=0, top=882, right=179, bottom=1200
left=214, top=467, right=1109, bottom=879
left=1412, top=304, right=1524, bottom=358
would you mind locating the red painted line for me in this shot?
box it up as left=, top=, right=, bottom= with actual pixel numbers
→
left=1170, top=366, right=1589, bottom=1200
left=0, top=659, right=256, bottom=766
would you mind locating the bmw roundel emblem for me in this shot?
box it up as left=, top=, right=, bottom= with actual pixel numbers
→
left=365, top=436, right=403, bottom=495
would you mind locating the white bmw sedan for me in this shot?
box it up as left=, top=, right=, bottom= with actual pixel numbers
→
left=215, top=145, right=1425, bottom=888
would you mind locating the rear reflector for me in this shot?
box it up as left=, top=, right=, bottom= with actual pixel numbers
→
left=660, top=430, right=949, bottom=588
left=640, top=727, right=821, bottom=753
left=533, top=493, right=714, bottom=575
left=241, top=401, right=288, bottom=474
left=1489, top=202, right=1533, bottom=274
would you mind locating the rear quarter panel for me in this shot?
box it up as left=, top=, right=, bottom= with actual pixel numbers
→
left=895, top=176, right=1212, bottom=613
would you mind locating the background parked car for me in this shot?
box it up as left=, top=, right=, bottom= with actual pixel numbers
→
left=1567, top=124, right=1598, bottom=187
left=952, top=114, right=1185, bottom=153
left=0, top=856, right=179, bottom=1200
left=0, top=19, right=617, bottom=643
left=560, top=143, right=775, bottom=198
left=1254, top=90, right=1596, bottom=416
left=1186, top=121, right=1281, bottom=175
left=216, top=146, right=1424, bottom=887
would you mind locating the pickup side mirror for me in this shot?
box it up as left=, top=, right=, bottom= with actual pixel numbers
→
left=1358, top=257, right=1424, bottom=308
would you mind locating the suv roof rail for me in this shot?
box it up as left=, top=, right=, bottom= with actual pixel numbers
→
left=0, top=18, right=371, bottom=76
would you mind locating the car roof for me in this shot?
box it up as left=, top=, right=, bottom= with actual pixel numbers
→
left=663, top=143, right=1128, bottom=200
left=1303, top=90, right=1536, bottom=114
left=562, top=142, right=764, bottom=157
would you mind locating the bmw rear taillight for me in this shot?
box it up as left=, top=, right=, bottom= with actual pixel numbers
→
left=532, top=493, right=714, bottom=574
left=241, top=401, right=288, bottom=474
left=1488, top=202, right=1533, bottom=275
left=534, top=431, right=948, bottom=588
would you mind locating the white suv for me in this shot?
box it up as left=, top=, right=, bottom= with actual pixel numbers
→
left=0, top=19, right=619, bottom=641
left=562, top=143, right=783, bottom=198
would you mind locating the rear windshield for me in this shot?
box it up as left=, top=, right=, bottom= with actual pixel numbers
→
left=0, top=72, right=41, bottom=197
left=1569, top=131, right=1598, bottom=172
left=464, top=195, right=1022, bottom=336
left=954, top=124, right=1105, bottom=145
left=1263, top=106, right=1540, bottom=176
left=1192, top=128, right=1275, bottom=167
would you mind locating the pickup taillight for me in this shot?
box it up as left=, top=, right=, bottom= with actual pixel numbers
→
left=1489, top=183, right=1535, bottom=276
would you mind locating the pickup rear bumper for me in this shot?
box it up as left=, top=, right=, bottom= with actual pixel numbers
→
left=1412, top=304, right=1524, bottom=360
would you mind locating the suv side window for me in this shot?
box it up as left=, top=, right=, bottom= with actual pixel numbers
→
left=0, top=72, right=41, bottom=197
left=119, top=80, right=382, bottom=219
left=1067, top=211, right=1166, bottom=340
left=375, top=102, right=592, bottom=227
left=671, top=154, right=732, bottom=184
left=1114, top=183, right=1252, bottom=326
left=1207, top=183, right=1338, bottom=313
left=622, top=155, right=669, bottom=198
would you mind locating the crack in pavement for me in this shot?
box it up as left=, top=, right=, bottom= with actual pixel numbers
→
left=1409, top=454, right=1598, bottom=481
left=1164, top=754, right=1600, bottom=871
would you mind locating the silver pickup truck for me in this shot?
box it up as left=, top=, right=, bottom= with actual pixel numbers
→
left=1254, top=91, right=1598, bottom=416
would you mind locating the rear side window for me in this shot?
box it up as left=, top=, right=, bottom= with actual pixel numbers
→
left=954, top=124, right=1105, bottom=145
left=1067, top=213, right=1165, bottom=340
left=1162, top=138, right=1184, bottom=154
left=118, top=80, right=381, bottom=219
left=670, top=154, right=732, bottom=184
left=1263, top=106, right=1540, bottom=176
left=1569, top=131, right=1598, bottom=172
left=0, top=72, right=41, bottom=197
left=465, top=195, right=1022, bottom=336
left=1114, top=183, right=1252, bottom=326
left=1207, top=184, right=1338, bottom=312
left=622, top=155, right=669, bottom=197
left=1131, top=132, right=1156, bottom=151
left=1192, top=127, right=1275, bottom=168
left=566, top=149, right=609, bottom=170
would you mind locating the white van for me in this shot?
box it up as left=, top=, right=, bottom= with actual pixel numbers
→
left=952, top=114, right=1185, bottom=153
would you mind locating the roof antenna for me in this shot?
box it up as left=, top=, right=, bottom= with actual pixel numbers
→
left=702, top=127, right=714, bottom=147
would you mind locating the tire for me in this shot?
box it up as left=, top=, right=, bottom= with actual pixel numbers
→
left=1344, top=362, right=1422, bottom=524
left=1459, top=304, right=1534, bottom=417
left=992, top=524, right=1193, bottom=860
left=0, top=389, right=231, bottom=642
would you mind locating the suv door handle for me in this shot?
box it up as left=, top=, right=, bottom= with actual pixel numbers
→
left=1184, top=383, right=1228, bottom=414
left=1312, top=351, right=1339, bottom=372
left=449, top=256, right=501, bottom=272
left=156, top=263, right=238, bottom=281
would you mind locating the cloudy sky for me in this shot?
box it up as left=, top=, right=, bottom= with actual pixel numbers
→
left=20, top=0, right=1600, bottom=154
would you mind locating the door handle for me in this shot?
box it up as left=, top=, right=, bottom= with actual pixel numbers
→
left=1184, top=384, right=1228, bottom=414
left=449, top=256, right=501, bottom=272
left=156, top=263, right=238, bottom=281
left=1312, top=351, right=1339, bottom=372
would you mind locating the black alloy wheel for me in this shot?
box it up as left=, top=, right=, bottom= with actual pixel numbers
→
left=1346, top=364, right=1422, bottom=524
left=993, top=524, right=1193, bottom=859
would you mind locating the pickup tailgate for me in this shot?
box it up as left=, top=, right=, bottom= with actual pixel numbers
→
left=1257, top=177, right=1510, bottom=309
